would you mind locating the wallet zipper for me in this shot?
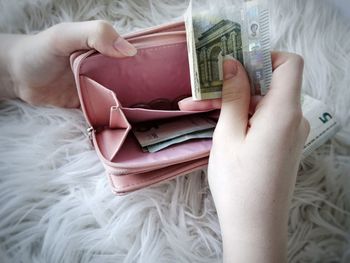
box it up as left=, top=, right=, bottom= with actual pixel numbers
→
left=105, top=149, right=210, bottom=176
left=87, top=126, right=104, bottom=142
left=87, top=126, right=94, bottom=141
left=128, top=31, right=186, bottom=49
left=105, top=151, right=209, bottom=176
left=124, top=20, right=184, bottom=39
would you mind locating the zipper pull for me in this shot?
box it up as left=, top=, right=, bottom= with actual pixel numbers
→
left=87, top=126, right=94, bottom=141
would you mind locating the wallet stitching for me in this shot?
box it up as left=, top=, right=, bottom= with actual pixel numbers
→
left=108, top=160, right=208, bottom=189
left=109, top=172, right=173, bottom=189
left=136, top=43, right=185, bottom=53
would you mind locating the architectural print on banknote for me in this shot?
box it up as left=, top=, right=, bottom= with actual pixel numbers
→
left=185, top=1, right=272, bottom=100
left=193, top=15, right=244, bottom=97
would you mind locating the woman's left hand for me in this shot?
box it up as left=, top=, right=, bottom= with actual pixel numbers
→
left=2, top=20, right=136, bottom=107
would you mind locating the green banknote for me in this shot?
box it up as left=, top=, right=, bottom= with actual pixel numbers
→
left=185, top=0, right=272, bottom=100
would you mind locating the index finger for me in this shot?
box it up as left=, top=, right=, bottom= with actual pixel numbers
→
left=46, top=20, right=137, bottom=58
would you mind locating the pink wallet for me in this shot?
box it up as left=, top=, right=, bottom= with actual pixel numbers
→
left=71, top=21, right=218, bottom=194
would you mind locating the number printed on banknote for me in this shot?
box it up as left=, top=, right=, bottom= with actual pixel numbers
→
left=301, top=94, right=340, bottom=157
left=185, top=0, right=272, bottom=100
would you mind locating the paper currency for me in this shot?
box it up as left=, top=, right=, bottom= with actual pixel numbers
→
left=132, top=95, right=339, bottom=155
left=145, top=128, right=214, bottom=153
left=184, top=0, right=272, bottom=100
left=132, top=115, right=216, bottom=148
left=301, top=94, right=340, bottom=157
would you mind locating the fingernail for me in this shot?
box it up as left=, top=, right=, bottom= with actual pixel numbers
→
left=113, top=37, right=137, bottom=56
left=210, top=99, right=222, bottom=109
left=224, top=54, right=235, bottom=61
left=223, top=55, right=238, bottom=80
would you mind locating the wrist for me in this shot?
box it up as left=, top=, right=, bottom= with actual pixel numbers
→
left=217, top=207, right=289, bottom=263
left=0, top=46, right=15, bottom=99
left=0, top=34, right=24, bottom=99
left=212, top=186, right=290, bottom=263
left=220, top=226, right=288, bottom=263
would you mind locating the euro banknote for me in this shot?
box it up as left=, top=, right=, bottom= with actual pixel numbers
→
left=184, top=0, right=272, bottom=100
left=145, top=128, right=214, bottom=153
left=132, top=95, right=339, bottom=155
left=301, top=94, right=340, bottom=157
left=132, top=115, right=216, bottom=148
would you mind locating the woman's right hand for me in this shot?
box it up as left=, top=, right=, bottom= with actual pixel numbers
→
left=180, top=52, right=310, bottom=263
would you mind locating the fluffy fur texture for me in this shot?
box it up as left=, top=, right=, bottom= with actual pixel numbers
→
left=0, top=0, right=349, bottom=262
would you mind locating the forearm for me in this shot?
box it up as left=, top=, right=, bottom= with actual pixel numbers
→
left=0, top=34, right=24, bottom=99
left=219, top=208, right=288, bottom=263
left=213, top=171, right=294, bottom=263
left=207, top=52, right=307, bottom=263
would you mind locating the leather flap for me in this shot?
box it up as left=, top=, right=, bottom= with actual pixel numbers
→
left=94, top=128, right=130, bottom=161
left=80, top=76, right=119, bottom=127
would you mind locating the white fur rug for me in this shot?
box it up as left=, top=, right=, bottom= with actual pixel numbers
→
left=1, top=0, right=350, bottom=262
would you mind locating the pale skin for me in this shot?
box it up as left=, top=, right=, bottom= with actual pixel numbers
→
left=180, top=53, right=310, bottom=262
left=0, top=20, right=137, bottom=107
left=0, top=21, right=309, bottom=262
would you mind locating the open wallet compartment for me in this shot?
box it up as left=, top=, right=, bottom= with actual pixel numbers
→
left=71, top=21, right=219, bottom=194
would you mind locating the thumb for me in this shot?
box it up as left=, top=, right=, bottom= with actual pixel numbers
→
left=215, top=55, right=250, bottom=140
left=178, top=97, right=222, bottom=111
left=47, top=20, right=137, bottom=58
